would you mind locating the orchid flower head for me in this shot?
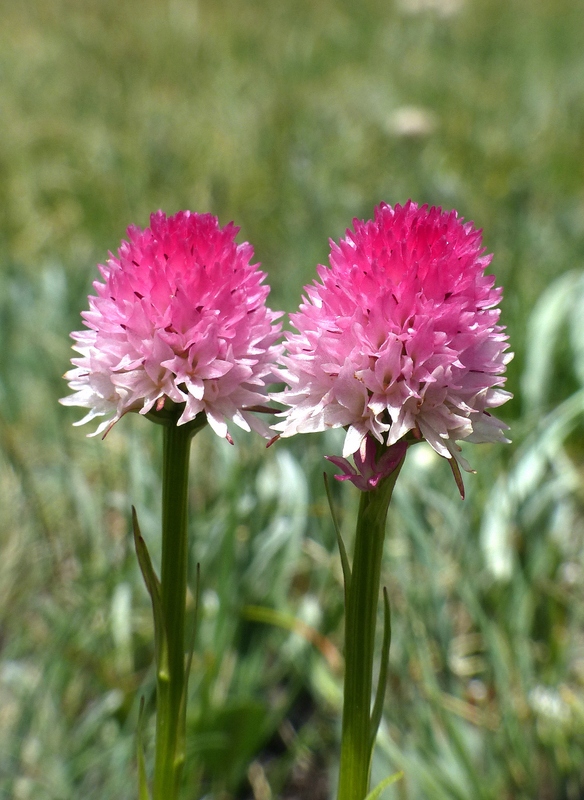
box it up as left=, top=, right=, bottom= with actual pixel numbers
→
left=273, top=200, right=512, bottom=473
left=61, top=210, right=282, bottom=439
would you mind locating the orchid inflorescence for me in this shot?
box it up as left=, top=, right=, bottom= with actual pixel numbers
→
left=274, top=200, right=512, bottom=483
left=61, top=210, right=282, bottom=440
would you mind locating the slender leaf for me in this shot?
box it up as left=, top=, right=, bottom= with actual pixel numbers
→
left=364, top=770, right=404, bottom=800
left=323, top=472, right=351, bottom=595
left=370, top=586, right=392, bottom=750
left=132, top=506, right=169, bottom=679
left=137, top=696, right=152, bottom=800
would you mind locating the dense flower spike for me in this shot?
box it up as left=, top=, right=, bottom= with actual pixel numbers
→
left=274, top=201, right=512, bottom=470
left=61, top=211, right=282, bottom=438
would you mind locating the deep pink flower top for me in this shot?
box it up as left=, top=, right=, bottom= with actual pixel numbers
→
left=61, top=211, right=282, bottom=439
left=274, top=201, right=512, bottom=470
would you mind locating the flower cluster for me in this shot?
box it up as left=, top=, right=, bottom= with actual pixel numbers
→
left=274, top=201, right=512, bottom=471
left=61, top=211, right=282, bottom=439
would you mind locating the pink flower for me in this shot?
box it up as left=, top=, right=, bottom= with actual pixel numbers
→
left=61, top=211, right=282, bottom=439
left=274, top=201, right=512, bottom=471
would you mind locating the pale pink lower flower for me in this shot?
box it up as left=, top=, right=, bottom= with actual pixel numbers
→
left=61, top=211, right=282, bottom=439
left=274, top=201, right=512, bottom=471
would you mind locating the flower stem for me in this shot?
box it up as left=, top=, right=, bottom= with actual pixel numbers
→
left=336, top=457, right=405, bottom=800
left=152, top=416, right=205, bottom=800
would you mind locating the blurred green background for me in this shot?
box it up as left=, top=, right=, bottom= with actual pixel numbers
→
left=1, top=0, right=584, bottom=797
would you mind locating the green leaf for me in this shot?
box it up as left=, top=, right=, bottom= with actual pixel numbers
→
left=323, top=472, right=351, bottom=596
left=192, top=701, right=269, bottom=790
left=521, top=270, right=582, bottom=414
left=132, top=506, right=169, bottom=680
left=370, top=586, right=392, bottom=749
left=364, top=770, right=404, bottom=800
left=177, top=563, right=201, bottom=764
left=185, top=562, right=201, bottom=686
left=136, top=696, right=152, bottom=800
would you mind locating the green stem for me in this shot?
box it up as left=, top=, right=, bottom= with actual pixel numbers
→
left=152, top=415, right=205, bottom=800
left=337, top=458, right=405, bottom=800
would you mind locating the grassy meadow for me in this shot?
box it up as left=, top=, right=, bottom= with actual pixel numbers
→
left=1, top=0, right=584, bottom=797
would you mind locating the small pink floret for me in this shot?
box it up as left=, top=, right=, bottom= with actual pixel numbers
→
left=61, top=211, right=282, bottom=439
left=274, top=201, right=512, bottom=470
